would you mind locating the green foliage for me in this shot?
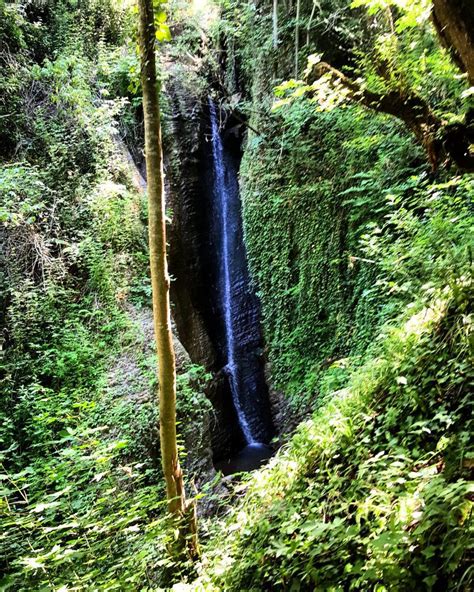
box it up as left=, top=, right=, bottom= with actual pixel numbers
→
left=190, top=278, right=473, bottom=591
left=1, top=347, right=211, bottom=589
left=0, top=43, right=142, bottom=415
left=183, top=8, right=473, bottom=588
left=0, top=3, right=210, bottom=588
left=2, top=1, right=473, bottom=590
left=0, top=383, right=173, bottom=590
left=354, top=21, right=467, bottom=118
left=358, top=174, right=474, bottom=302
left=0, top=33, right=212, bottom=581
left=241, top=99, right=423, bottom=402
left=154, top=0, right=172, bottom=43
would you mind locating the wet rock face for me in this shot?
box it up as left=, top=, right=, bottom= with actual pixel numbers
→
left=264, top=362, right=302, bottom=440
left=107, top=138, right=216, bottom=483
left=163, top=80, right=239, bottom=460
left=163, top=80, right=217, bottom=369
left=206, top=371, right=246, bottom=458
left=163, top=80, right=275, bottom=463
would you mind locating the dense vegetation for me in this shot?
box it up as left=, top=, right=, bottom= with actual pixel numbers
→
left=0, top=1, right=209, bottom=587
left=194, top=276, right=472, bottom=590
left=1, top=0, right=472, bottom=590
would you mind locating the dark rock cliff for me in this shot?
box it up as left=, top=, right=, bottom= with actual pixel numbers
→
left=163, top=73, right=245, bottom=461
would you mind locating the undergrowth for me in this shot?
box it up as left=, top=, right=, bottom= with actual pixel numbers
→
left=0, top=3, right=209, bottom=589
left=187, top=276, right=473, bottom=591
left=0, top=355, right=210, bottom=590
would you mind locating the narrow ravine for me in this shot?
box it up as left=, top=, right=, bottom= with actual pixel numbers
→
left=209, top=99, right=255, bottom=444
left=208, top=100, right=273, bottom=473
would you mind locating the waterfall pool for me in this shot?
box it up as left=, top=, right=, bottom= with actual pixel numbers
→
left=214, top=443, right=274, bottom=475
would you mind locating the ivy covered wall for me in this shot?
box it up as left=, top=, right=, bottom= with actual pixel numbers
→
left=207, top=0, right=468, bottom=412
left=241, top=101, right=420, bottom=404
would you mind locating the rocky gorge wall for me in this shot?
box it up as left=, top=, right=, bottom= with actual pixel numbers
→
left=162, top=72, right=276, bottom=462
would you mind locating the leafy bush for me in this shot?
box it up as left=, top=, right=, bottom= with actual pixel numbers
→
left=190, top=278, right=473, bottom=591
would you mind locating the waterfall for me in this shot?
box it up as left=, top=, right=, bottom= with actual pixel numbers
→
left=208, top=99, right=272, bottom=447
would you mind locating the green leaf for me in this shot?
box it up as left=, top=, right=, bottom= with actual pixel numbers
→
left=155, top=24, right=171, bottom=43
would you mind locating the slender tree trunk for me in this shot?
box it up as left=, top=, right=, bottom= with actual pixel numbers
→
left=272, top=0, right=278, bottom=49
left=294, top=0, right=300, bottom=78
left=137, top=0, right=198, bottom=557
left=306, top=0, right=317, bottom=46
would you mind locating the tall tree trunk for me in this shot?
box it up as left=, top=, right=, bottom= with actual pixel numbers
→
left=137, top=0, right=198, bottom=557
left=306, top=0, right=317, bottom=46
left=431, top=0, right=474, bottom=85
left=272, top=0, right=278, bottom=49
left=294, top=0, right=300, bottom=78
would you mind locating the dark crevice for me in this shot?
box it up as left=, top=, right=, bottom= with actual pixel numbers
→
left=164, top=92, right=274, bottom=470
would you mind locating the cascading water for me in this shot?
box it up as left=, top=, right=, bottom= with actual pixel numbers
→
left=209, top=100, right=255, bottom=444
left=208, top=99, right=273, bottom=464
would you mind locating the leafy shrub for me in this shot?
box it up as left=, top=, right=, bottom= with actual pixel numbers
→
left=191, top=279, right=473, bottom=591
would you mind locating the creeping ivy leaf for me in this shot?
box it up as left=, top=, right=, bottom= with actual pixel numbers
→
left=21, top=557, right=45, bottom=570
left=155, top=10, right=167, bottom=23
left=155, top=23, right=171, bottom=42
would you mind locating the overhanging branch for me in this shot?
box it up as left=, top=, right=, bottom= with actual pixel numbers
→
left=306, top=61, right=474, bottom=171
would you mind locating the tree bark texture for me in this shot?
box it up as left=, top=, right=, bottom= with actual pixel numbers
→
left=137, top=0, right=198, bottom=557
left=273, top=0, right=278, bottom=49
left=295, top=0, right=300, bottom=78
left=431, top=0, right=474, bottom=85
